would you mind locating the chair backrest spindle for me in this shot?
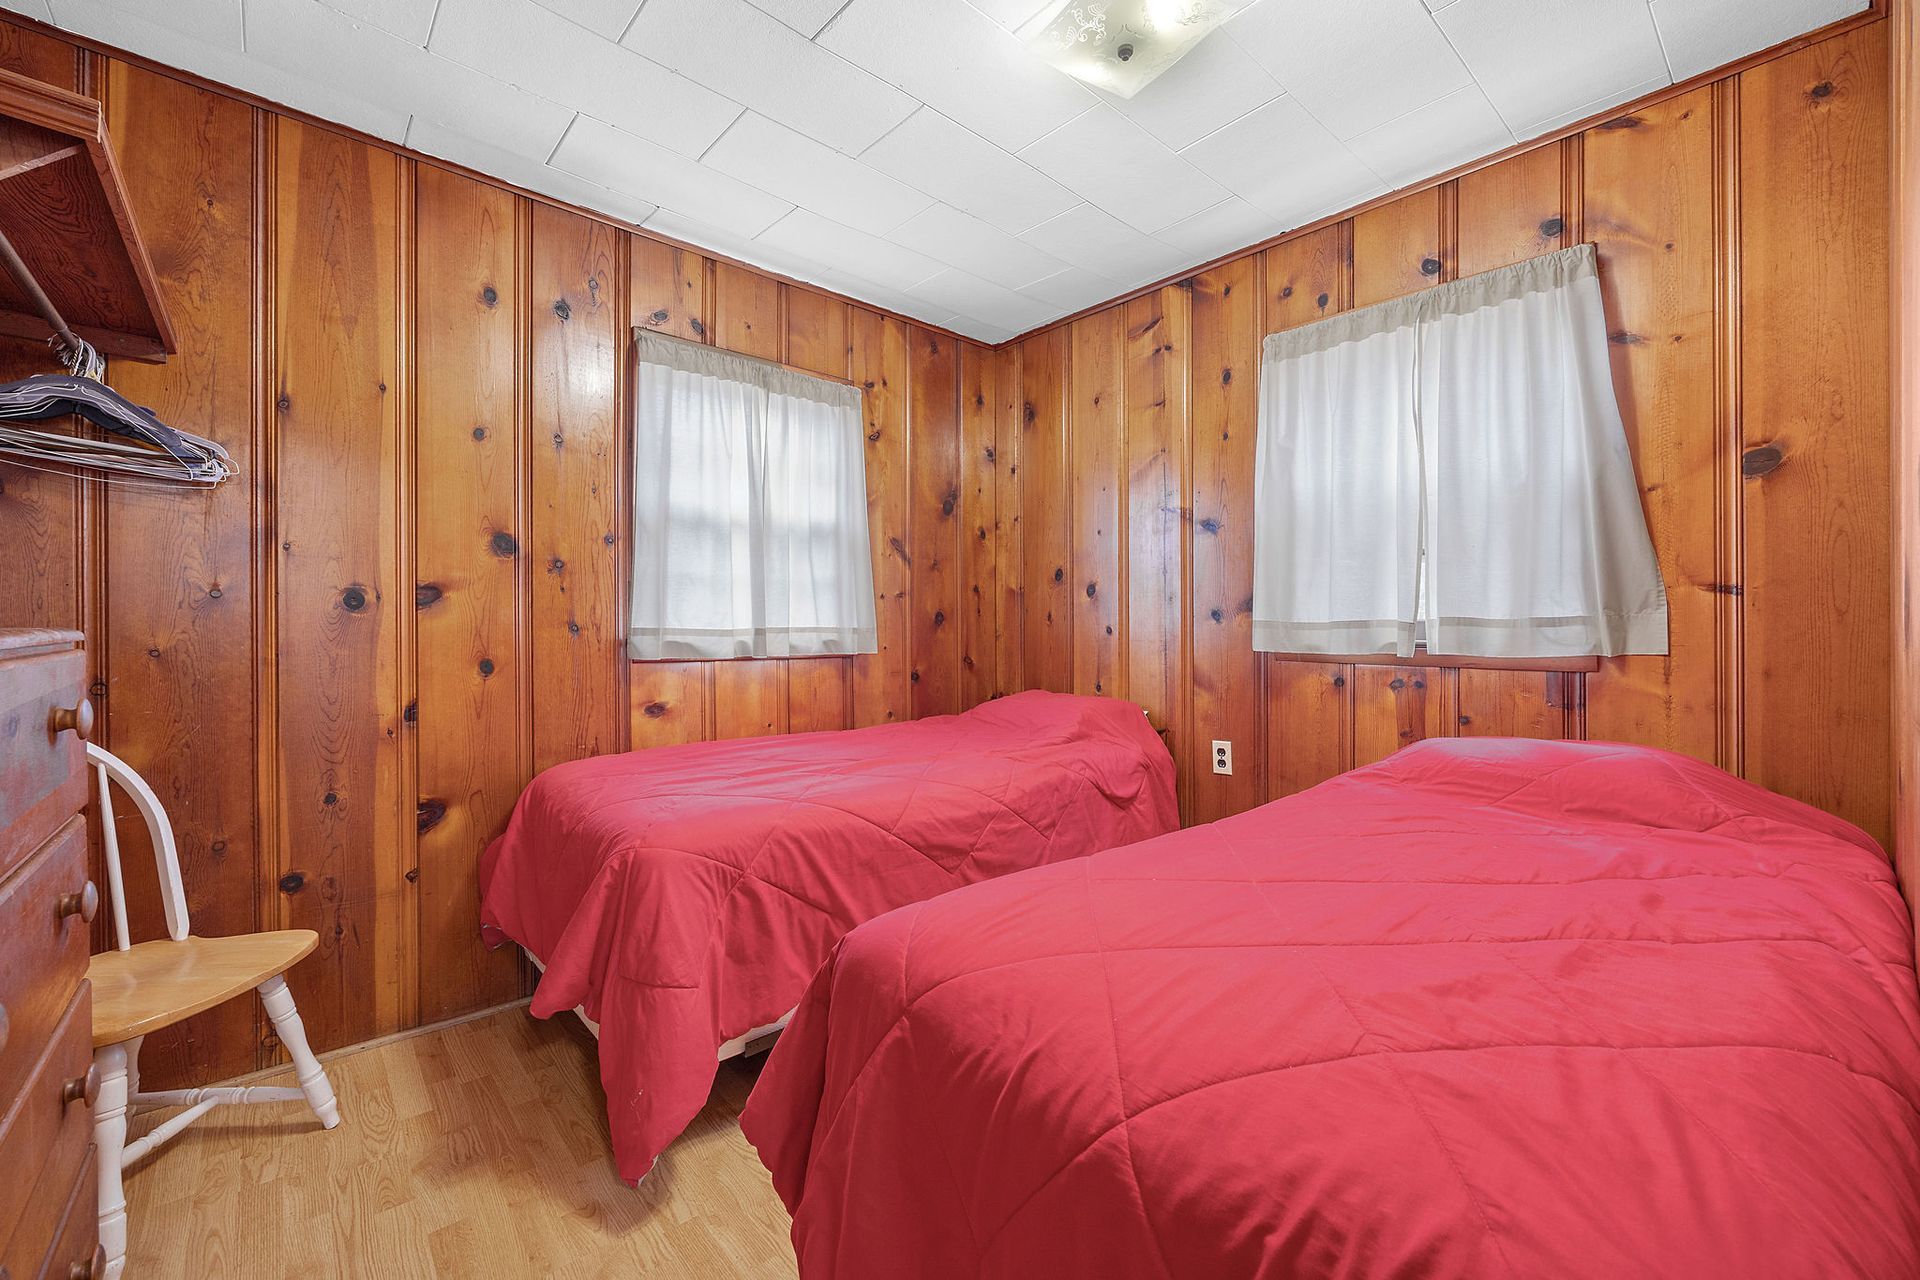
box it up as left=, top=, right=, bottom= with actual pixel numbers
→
left=87, top=743, right=190, bottom=945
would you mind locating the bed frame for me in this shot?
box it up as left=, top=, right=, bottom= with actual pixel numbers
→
left=521, top=949, right=792, bottom=1061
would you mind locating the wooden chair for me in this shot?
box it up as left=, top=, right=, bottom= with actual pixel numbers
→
left=85, top=743, right=340, bottom=1280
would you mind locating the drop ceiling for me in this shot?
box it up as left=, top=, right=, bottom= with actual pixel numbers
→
left=5, top=0, right=1868, bottom=343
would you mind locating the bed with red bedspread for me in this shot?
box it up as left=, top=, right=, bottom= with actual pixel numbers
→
left=478, top=689, right=1176, bottom=1183
left=743, top=738, right=1920, bottom=1279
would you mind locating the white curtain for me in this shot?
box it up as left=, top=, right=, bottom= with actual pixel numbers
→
left=1253, top=243, right=1667, bottom=659
left=629, top=330, right=877, bottom=660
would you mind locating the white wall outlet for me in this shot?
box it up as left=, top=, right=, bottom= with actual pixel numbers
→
left=1211, top=740, right=1233, bottom=776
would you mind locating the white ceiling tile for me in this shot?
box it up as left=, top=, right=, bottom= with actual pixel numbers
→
left=703, top=113, right=932, bottom=236
left=1019, top=105, right=1229, bottom=234
left=528, top=0, right=643, bottom=40
left=647, top=209, right=843, bottom=290
left=757, top=209, right=947, bottom=293
left=317, top=0, right=440, bottom=44
left=740, top=0, right=847, bottom=39
left=965, top=0, right=1052, bottom=30
left=1021, top=264, right=1126, bottom=310
left=1344, top=83, right=1514, bottom=190
left=859, top=108, right=1079, bottom=236
left=1018, top=203, right=1190, bottom=280
left=1180, top=95, right=1384, bottom=230
left=1652, top=0, right=1867, bottom=81
left=0, top=1, right=53, bottom=22
left=912, top=268, right=1056, bottom=333
left=1155, top=196, right=1277, bottom=263
left=48, top=0, right=410, bottom=139
left=1227, top=0, right=1473, bottom=141
left=886, top=203, right=1068, bottom=292
left=814, top=267, right=954, bottom=325
left=1522, top=73, right=1668, bottom=139
left=429, top=0, right=741, bottom=157
left=1435, top=0, right=1671, bottom=135
left=552, top=115, right=793, bottom=239
left=623, top=0, right=915, bottom=155
left=818, top=0, right=1096, bottom=152
left=247, top=1, right=574, bottom=161
left=72, top=0, right=238, bottom=46
left=407, top=117, right=659, bottom=225
left=1107, top=30, right=1284, bottom=152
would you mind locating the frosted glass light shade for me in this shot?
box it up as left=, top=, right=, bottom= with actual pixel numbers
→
left=1019, top=0, right=1246, bottom=98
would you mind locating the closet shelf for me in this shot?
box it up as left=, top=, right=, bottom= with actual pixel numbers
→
left=0, top=67, right=174, bottom=363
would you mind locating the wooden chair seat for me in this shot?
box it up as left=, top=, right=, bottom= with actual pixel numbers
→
left=88, top=930, right=319, bottom=1048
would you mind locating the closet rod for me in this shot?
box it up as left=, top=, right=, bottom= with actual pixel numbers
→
left=0, top=222, right=82, bottom=359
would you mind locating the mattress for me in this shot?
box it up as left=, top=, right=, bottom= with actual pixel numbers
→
left=478, top=689, right=1178, bottom=1182
left=742, top=737, right=1920, bottom=1278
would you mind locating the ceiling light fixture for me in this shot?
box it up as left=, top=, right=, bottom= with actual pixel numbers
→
left=1018, top=0, right=1247, bottom=99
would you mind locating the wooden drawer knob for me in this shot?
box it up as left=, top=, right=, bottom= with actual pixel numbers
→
left=49, top=697, right=93, bottom=741
left=57, top=881, right=98, bottom=924
left=67, top=1244, right=105, bottom=1280
left=62, top=1062, right=99, bottom=1109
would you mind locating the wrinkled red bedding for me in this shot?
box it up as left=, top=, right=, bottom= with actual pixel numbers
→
left=478, top=690, right=1176, bottom=1182
left=743, top=738, right=1920, bottom=1278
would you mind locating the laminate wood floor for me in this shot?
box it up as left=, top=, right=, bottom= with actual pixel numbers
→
left=120, top=1004, right=799, bottom=1278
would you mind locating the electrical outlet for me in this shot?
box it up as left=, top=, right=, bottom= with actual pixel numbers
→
left=1211, top=740, right=1233, bottom=776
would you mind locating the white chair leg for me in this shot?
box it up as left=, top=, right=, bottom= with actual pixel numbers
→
left=94, top=1042, right=130, bottom=1280
left=258, top=974, right=340, bottom=1130
left=124, top=1034, right=144, bottom=1114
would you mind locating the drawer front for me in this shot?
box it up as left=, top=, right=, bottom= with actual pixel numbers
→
left=0, top=819, right=91, bottom=1108
left=34, top=1144, right=98, bottom=1280
left=0, top=648, right=88, bottom=884
left=0, top=986, right=94, bottom=1275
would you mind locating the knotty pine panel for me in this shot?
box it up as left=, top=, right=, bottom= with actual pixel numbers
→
left=627, top=237, right=714, bottom=749
left=850, top=308, right=913, bottom=727
left=1268, top=661, right=1353, bottom=798
left=1069, top=309, right=1123, bottom=700
left=1583, top=89, right=1721, bottom=763
left=710, top=264, right=791, bottom=736
left=991, top=345, right=1025, bottom=698
left=412, top=165, right=524, bottom=1022
left=1447, top=148, right=1570, bottom=746
left=1187, top=256, right=1260, bottom=821
left=1352, top=666, right=1445, bottom=768
left=909, top=327, right=962, bottom=718
left=958, top=342, right=999, bottom=709
left=1456, top=143, right=1569, bottom=275
left=630, top=235, right=707, bottom=343
left=1019, top=326, right=1073, bottom=694
left=784, top=292, right=855, bottom=732
left=529, top=203, right=621, bottom=771
left=270, top=118, right=411, bottom=1050
left=1123, top=286, right=1190, bottom=772
left=1739, top=23, right=1892, bottom=846
left=1352, top=187, right=1445, bottom=306
left=100, top=64, right=261, bottom=1085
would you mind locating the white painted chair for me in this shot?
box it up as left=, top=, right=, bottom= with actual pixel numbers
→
left=85, top=743, right=341, bottom=1280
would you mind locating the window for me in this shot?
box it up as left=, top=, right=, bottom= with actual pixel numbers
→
left=1251, top=243, right=1667, bottom=660
left=628, top=329, right=877, bottom=661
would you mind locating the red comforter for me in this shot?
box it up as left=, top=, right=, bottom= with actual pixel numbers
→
left=743, top=738, right=1920, bottom=1278
left=478, top=690, right=1176, bottom=1182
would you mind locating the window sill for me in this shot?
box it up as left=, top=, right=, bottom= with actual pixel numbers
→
left=1267, top=649, right=1601, bottom=673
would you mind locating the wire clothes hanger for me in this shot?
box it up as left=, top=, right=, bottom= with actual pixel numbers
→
left=0, top=224, right=232, bottom=487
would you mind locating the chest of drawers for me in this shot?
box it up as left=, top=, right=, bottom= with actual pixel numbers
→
left=0, top=628, right=104, bottom=1280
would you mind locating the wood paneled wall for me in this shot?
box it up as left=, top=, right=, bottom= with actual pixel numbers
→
left=0, top=10, right=1895, bottom=1084
left=0, top=16, right=1006, bottom=1087
left=1012, top=19, right=1892, bottom=843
